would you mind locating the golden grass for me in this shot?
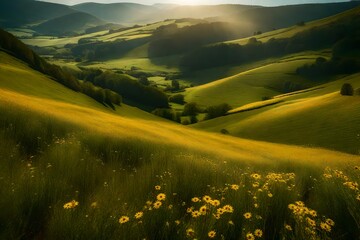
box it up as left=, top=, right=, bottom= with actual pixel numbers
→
left=1, top=87, right=358, bottom=168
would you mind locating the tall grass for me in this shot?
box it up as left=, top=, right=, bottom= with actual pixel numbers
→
left=0, top=103, right=359, bottom=240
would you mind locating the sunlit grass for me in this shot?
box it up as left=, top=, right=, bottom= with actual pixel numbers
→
left=0, top=50, right=359, bottom=239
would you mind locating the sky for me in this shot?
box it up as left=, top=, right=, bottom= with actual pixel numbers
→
left=40, top=0, right=348, bottom=6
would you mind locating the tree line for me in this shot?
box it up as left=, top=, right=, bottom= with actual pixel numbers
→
left=148, top=22, right=245, bottom=58
left=77, top=69, right=169, bottom=110
left=180, top=13, right=360, bottom=71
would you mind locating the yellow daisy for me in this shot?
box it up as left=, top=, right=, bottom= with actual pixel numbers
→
left=119, top=216, right=129, bottom=224
left=208, top=230, right=216, bottom=238
left=244, top=212, right=252, bottom=219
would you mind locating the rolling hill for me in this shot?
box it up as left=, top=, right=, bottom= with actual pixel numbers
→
left=0, top=0, right=75, bottom=28
left=223, top=1, right=360, bottom=33
left=33, top=12, right=105, bottom=36
left=193, top=72, right=360, bottom=154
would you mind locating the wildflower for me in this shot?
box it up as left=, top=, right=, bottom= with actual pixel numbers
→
left=288, top=204, right=296, bottom=210
left=153, top=201, right=162, bottom=209
left=231, top=184, right=239, bottom=190
left=320, top=222, right=331, bottom=232
left=135, top=212, right=143, bottom=219
left=192, top=211, right=201, bottom=218
left=217, top=208, right=224, bottom=215
left=343, top=181, right=359, bottom=190
left=228, top=220, right=234, bottom=225
left=223, top=205, right=234, bottom=213
left=268, top=193, right=273, bottom=198
left=186, top=228, right=195, bottom=237
left=213, top=213, right=221, bottom=219
left=90, top=201, right=97, bottom=208
left=146, top=201, right=152, bottom=206
left=200, top=205, right=207, bottom=215
left=285, top=224, right=292, bottom=231
left=119, top=216, right=129, bottom=224
left=187, top=207, right=194, bottom=213
left=175, top=220, right=180, bottom=225
left=246, top=232, right=255, bottom=240
left=155, top=185, right=161, bottom=190
left=208, top=230, right=216, bottom=238
left=356, top=194, right=360, bottom=201
left=325, top=218, right=335, bottom=227
left=309, top=210, right=317, bottom=217
left=306, top=217, right=316, bottom=227
left=203, top=195, right=212, bottom=203
left=323, top=173, right=332, bottom=178
left=251, top=173, right=261, bottom=180
left=254, top=229, right=263, bottom=237
left=63, top=200, right=79, bottom=209
left=295, top=201, right=304, bottom=207
left=244, top=212, right=252, bottom=219
left=254, top=203, right=259, bottom=208
left=192, top=197, right=200, bottom=203
left=211, top=199, right=220, bottom=207
left=157, top=193, right=166, bottom=201
left=252, top=182, right=260, bottom=188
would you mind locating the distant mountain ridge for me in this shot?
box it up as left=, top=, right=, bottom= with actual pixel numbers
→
left=34, top=12, right=105, bottom=36
left=0, top=0, right=76, bottom=27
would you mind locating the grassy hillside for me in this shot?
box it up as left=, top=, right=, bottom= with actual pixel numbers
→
left=1, top=46, right=360, bottom=240
left=33, top=12, right=105, bottom=36
left=193, top=73, right=360, bottom=154
left=223, top=1, right=360, bottom=34
left=225, top=5, right=360, bottom=46
left=185, top=52, right=326, bottom=107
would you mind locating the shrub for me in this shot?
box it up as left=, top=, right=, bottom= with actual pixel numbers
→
left=182, top=102, right=199, bottom=116
left=340, top=83, right=354, bottom=96
left=204, top=103, right=232, bottom=120
left=220, top=129, right=229, bottom=135
left=169, top=94, right=185, bottom=104
left=152, top=108, right=180, bottom=122
left=181, top=119, right=190, bottom=125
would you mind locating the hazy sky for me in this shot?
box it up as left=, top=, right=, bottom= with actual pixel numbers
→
left=40, top=0, right=347, bottom=6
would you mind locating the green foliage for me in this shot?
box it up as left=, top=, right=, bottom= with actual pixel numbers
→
left=71, top=37, right=150, bottom=60
left=171, top=80, right=180, bottom=91
left=80, top=70, right=169, bottom=110
left=149, top=22, right=244, bottom=57
left=138, top=76, right=150, bottom=86
left=296, top=57, right=360, bottom=79
left=180, top=13, right=360, bottom=71
left=340, top=83, right=354, bottom=96
left=169, top=94, right=185, bottom=105
left=182, top=102, right=199, bottom=116
left=152, top=108, right=181, bottom=122
left=204, top=103, right=232, bottom=120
